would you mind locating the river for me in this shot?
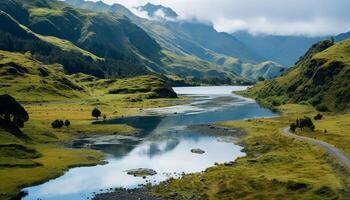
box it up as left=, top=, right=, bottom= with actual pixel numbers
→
left=22, top=86, right=276, bottom=200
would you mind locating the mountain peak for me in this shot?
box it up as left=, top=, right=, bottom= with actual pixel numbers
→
left=138, top=3, right=178, bottom=20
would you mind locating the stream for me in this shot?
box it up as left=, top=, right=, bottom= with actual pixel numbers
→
left=22, top=86, right=276, bottom=200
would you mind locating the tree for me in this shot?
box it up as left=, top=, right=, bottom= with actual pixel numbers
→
left=0, top=94, right=29, bottom=128
left=92, top=108, right=101, bottom=119
left=64, top=120, right=71, bottom=127
left=103, top=114, right=107, bottom=121
left=294, top=117, right=315, bottom=131
left=51, top=120, right=64, bottom=129
left=290, top=123, right=297, bottom=132
left=314, top=114, right=323, bottom=120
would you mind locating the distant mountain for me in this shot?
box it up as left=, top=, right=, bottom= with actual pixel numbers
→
left=242, top=39, right=350, bottom=112
left=232, top=31, right=326, bottom=67
left=138, top=3, right=178, bottom=19
left=63, top=1, right=284, bottom=83
left=335, top=31, right=350, bottom=42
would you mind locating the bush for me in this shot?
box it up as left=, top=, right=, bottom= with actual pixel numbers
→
left=290, top=123, right=297, bottom=132
left=51, top=120, right=64, bottom=129
left=295, top=117, right=315, bottom=131
left=64, top=120, right=70, bottom=127
left=92, top=108, right=101, bottom=119
left=0, top=94, right=29, bottom=128
left=314, top=114, right=323, bottom=120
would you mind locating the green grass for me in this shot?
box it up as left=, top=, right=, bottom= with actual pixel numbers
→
left=36, top=35, right=103, bottom=61
left=150, top=104, right=350, bottom=200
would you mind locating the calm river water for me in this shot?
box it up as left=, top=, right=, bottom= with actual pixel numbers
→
left=22, top=86, right=276, bottom=200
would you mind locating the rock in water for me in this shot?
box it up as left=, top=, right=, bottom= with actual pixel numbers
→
left=126, top=168, right=157, bottom=177
left=191, top=148, right=205, bottom=154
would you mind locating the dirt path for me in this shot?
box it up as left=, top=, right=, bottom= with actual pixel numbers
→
left=282, top=128, right=350, bottom=168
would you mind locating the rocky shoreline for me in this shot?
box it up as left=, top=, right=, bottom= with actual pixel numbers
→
left=92, top=188, right=164, bottom=200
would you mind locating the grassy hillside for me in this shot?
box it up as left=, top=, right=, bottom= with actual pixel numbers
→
left=0, top=0, right=159, bottom=78
left=240, top=39, right=350, bottom=112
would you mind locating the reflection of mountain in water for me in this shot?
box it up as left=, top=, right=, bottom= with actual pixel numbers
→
left=106, top=116, right=163, bottom=137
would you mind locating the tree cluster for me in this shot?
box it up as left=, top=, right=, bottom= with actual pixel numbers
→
left=0, top=94, right=29, bottom=128
left=51, top=119, right=70, bottom=129
left=290, top=116, right=315, bottom=132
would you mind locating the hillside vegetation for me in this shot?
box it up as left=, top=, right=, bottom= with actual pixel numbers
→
left=240, top=39, right=350, bottom=112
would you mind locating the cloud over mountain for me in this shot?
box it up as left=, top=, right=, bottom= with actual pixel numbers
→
left=98, top=0, right=350, bottom=36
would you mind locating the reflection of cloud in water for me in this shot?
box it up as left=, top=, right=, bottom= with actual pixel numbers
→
left=138, top=139, right=180, bottom=158
left=27, top=135, right=244, bottom=199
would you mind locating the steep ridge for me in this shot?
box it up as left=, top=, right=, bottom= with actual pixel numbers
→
left=242, top=39, right=350, bottom=112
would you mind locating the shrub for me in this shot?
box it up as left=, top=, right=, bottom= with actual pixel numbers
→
left=92, top=108, right=101, bottom=119
left=314, top=114, right=323, bottom=120
left=51, top=120, right=64, bottom=129
left=0, top=94, right=29, bottom=128
left=64, top=120, right=70, bottom=127
left=295, top=117, right=315, bottom=131
left=290, top=123, right=297, bottom=132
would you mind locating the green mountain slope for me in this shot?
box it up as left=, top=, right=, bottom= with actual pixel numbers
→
left=0, top=10, right=150, bottom=77
left=63, top=0, right=284, bottom=83
left=0, top=0, right=162, bottom=78
left=242, top=39, right=350, bottom=112
left=0, top=49, right=176, bottom=102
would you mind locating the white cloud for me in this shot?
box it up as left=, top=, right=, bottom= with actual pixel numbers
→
left=94, top=0, right=350, bottom=36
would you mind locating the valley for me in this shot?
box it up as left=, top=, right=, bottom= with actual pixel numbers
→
left=0, top=0, right=349, bottom=200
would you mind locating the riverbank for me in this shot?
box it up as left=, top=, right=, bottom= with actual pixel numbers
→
left=145, top=104, right=350, bottom=199
left=0, top=87, right=184, bottom=200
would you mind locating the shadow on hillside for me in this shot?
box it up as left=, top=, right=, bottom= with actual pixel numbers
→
left=0, top=121, right=31, bottom=141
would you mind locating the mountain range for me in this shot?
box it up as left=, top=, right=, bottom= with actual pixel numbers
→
left=0, top=0, right=349, bottom=85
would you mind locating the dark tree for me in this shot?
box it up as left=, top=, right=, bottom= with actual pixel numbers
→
left=290, top=123, right=297, bottom=132
left=51, top=120, right=64, bottom=129
left=64, top=120, right=71, bottom=127
left=0, top=94, right=29, bottom=128
left=92, top=108, right=101, bottom=119
left=314, top=114, right=323, bottom=120
left=295, top=117, right=315, bottom=131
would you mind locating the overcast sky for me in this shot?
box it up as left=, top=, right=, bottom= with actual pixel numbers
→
left=93, top=0, right=350, bottom=36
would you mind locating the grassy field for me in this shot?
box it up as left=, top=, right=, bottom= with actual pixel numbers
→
left=151, top=104, right=350, bottom=200
left=0, top=93, right=182, bottom=199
